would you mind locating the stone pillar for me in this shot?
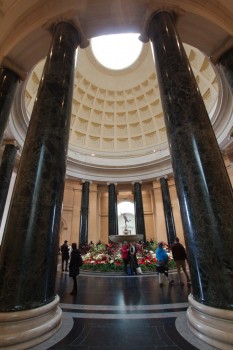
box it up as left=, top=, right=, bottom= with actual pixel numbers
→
left=0, top=21, right=80, bottom=349
left=160, top=177, right=176, bottom=245
left=148, top=11, right=233, bottom=349
left=0, top=142, right=18, bottom=226
left=0, top=68, right=19, bottom=145
left=218, top=48, right=233, bottom=93
left=79, top=181, right=89, bottom=245
left=108, top=183, right=118, bottom=238
left=133, top=182, right=146, bottom=242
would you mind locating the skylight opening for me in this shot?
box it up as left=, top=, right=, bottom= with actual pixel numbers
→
left=91, top=33, right=143, bottom=70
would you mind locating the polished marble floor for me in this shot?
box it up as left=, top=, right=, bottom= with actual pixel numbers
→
left=31, top=267, right=217, bottom=350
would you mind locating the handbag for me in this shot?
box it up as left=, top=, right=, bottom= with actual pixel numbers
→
left=136, top=267, right=142, bottom=274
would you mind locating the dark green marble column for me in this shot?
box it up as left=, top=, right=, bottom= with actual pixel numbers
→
left=0, top=143, right=18, bottom=226
left=148, top=11, right=233, bottom=310
left=108, top=183, right=118, bottom=237
left=79, top=181, right=89, bottom=245
left=134, top=182, right=146, bottom=242
left=0, top=68, right=19, bottom=145
left=219, top=48, right=233, bottom=93
left=160, top=177, right=176, bottom=245
left=0, top=22, right=80, bottom=311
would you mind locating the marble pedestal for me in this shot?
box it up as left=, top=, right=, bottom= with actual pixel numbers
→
left=187, top=294, right=233, bottom=350
left=0, top=295, right=62, bottom=349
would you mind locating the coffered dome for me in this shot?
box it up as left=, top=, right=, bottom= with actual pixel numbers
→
left=10, top=38, right=231, bottom=182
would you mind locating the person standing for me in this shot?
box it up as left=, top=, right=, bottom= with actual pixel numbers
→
left=121, top=242, right=129, bottom=274
left=155, top=242, right=174, bottom=286
left=69, top=243, right=83, bottom=295
left=129, top=242, right=138, bottom=275
left=171, top=237, right=191, bottom=285
left=60, top=240, right=70, bottom=272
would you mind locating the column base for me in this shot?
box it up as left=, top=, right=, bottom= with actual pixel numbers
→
left=0, top=294, right=62, bottom=349
left=187, top=294, right=233, bottom=350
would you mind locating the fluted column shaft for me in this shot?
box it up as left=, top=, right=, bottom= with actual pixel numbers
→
left=219, top=48, right=233, bottom=93
left=0, top=68, right=19, bottom=144
left=79, top=181, right=89, bottom=245
left=0, top=22, right=80, bottom=311
left=0, top=144, right=18, bottom=226
left=134, top=182, right=146, bottom=242
left=148, top=11, right=233, bottom=310
left=160, top=177, right=176, bottom=245
left=108, top=183, right=118, bottom=237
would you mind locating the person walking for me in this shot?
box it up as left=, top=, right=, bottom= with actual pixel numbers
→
left=171, top=237, right=191, bottom=285
left=60, top=240, right=69, bottom=271
left=155, top=242, right=174, bottom=286
left=69, top=243, right=83, bottom=295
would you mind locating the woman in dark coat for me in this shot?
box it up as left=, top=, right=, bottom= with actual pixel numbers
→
left=69, top=243, right=83, bottom=295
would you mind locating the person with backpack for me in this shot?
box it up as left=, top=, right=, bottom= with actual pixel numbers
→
left=155, top=242, right=174, bottom=286
left=69, top=243, right=83, bottom=295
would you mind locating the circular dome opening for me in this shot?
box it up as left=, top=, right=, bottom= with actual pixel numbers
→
left=91, top=33, right=143, bottom=70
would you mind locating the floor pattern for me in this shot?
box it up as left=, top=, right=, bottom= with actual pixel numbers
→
left=30, top=269, right=218, bottom=350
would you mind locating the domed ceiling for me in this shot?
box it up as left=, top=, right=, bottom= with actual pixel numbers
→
left=11, top=39, right=228, bottom=182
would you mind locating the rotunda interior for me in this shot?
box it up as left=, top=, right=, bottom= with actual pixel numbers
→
left=0, top=1, right=233, bottom=350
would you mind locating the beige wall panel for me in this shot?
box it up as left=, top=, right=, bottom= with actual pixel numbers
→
left=144, top=214, right=155, bottom=241
left=142, top=189, right=156, bottom=241
left=88, top=184, right=98, bottom=244
left=152, top=180, right=167, bottom=243
left=60, top=210, right=73, bottom=247
left=99, top=191, right=108, bottom=243
left=168, top=179, right=184, bottom=245
left=71, top=184, right=82, bottom=245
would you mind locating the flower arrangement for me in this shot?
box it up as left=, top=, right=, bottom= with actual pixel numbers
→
left=80, top=241, right=175, bottom=272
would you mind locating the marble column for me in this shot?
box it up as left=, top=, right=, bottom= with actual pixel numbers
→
left=0, top=68, right=19, bottom=145
left=160, top=177, right=176, bottom=245
left=133, top=182, right=146, bottom=242
left=0, top=142, right=18, bottom=226
left=79, top=181, right=89, bottom=245
left=0, top=22, right=80, bottom=312
left=218, top=48, right=233, bottom=93
left=148, top=11, right=233, bottom=348
left=108, top=183, right=118, bottom=237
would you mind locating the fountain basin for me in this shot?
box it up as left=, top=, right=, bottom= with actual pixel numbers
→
left=109, top=234, right=144, bottom=243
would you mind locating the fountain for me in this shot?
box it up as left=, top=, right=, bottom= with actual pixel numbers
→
left=109, top=234, right=144, bottom=243
left=109, top=213, right=144, bottom=243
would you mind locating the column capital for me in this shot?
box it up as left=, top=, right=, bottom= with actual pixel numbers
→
left=1, top=57, right=27, bottom=81
left=107, top=182, right=117, bottom=186
left=131, top=180, right=142, bottom=185
left=210, top=36, right=233, bottom=64
left=2, top=139, right=20, bottom=149
left=43, top=17, right=89, bottom=49
left=139, top=8, right=185, bottom=43
left=81, top=179, right=92, bottom=184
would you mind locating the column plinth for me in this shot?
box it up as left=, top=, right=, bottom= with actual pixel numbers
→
left=0, top=295, right=61, bottom=350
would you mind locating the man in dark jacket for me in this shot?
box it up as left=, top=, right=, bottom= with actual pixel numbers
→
left=60, top=240, right=69, bottom=272
left=171, top=237, right=191, bottom=285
